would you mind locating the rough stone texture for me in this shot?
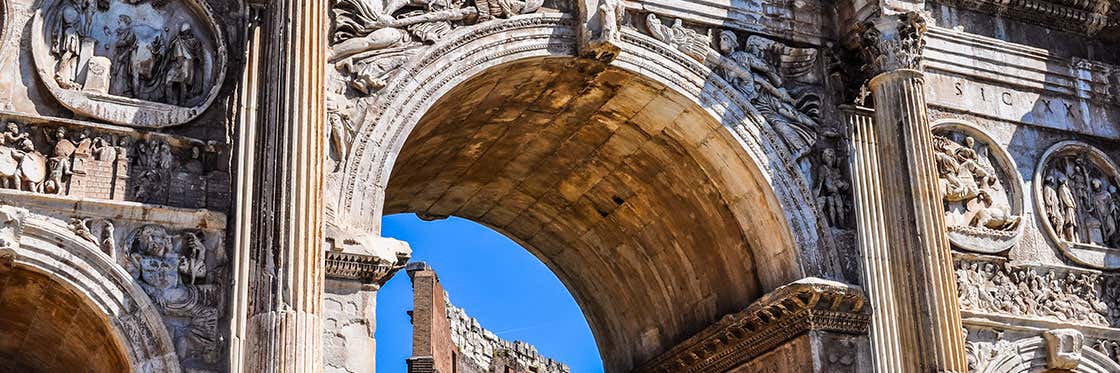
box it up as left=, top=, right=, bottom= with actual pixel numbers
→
left=447, top=305, right=570, bottom=373
left=407, top=263, right=569, bottom=373
left=324, top=279, right=378, bottom=373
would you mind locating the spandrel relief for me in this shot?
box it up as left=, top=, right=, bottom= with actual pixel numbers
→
left=645, top=16, right=825, bottom=162
left=330, top=0, right=544, bottom=96
left=117, top=223, right=225, bottom=371
left=932, top=122, right=1024, bottom=253
left=1034, top=141, right=1120, bottom=270
left=31, top=0, right=226, bottom=127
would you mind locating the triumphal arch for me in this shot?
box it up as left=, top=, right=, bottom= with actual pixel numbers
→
left=0, top=0, right=1116, bottom=371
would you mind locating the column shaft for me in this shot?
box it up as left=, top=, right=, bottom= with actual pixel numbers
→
left=868, top=69, right=967, bottom=372
left=244, top=0, right=328, bottom=371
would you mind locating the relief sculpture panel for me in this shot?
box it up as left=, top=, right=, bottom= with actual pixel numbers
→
left=1033, top=141, right=1120, bottom=269
left=932, top=122, right=1024, bottom=253
left=30, top=0, right=226, bottom=127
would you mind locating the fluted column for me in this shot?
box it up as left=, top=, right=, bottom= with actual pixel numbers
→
left=858, top=12, right=968, bottom=372
left=243, top=0, right=328, bottom=371
left=844, top=105, right=915, bottom=372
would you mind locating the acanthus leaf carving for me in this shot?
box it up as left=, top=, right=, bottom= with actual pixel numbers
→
left=858, top=12, right=927, bottom=75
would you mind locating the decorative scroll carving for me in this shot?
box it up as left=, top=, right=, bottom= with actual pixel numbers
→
left=933, top=123, right=1024, bottom=253
left=644, top=16, right=824, bottom=160
left=954, top=255, right=1120, bottom=327
left=330, top=0, right=542, bottom=95
left=125, top=224, right=224, bottom=369
left=31, top=0, right=227, bottom=127
left=967, top=331, right=1120, bottom=373
left=635, top=278, right=868, bottom=373
left=0, top=119, right=228, bottom=210
left=858, top=12, right=927, bottom=75
left=1033, top=141, right=1120, bottom=269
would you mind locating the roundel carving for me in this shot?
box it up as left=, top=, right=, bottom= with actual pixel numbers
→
left=1033, top=141, right=1120, bottom=270
left=932, top=121, right=1025, bottom=254
left=30, top=0, right=227, bottom=128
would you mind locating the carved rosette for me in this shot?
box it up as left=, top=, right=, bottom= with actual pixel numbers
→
left=31, top=0, right=227, bottom=127
left=858, top=12, right=927, bottom=75
left=1032, top=141, right=1120, bottom=269
left=932, top=121, right=1025, bottom=253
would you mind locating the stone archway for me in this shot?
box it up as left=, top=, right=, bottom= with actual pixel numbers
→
left=332, top=14, right=840, bottom=372
left=0, top=205, right=180, bottom=372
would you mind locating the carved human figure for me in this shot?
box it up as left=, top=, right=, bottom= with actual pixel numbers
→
left=715, top=31, right=817, bottom=159
left=44, top=127, right=76, bottom=194
left=326, top=92, right=353, bottom=170
left=128, top=225, right=219, bottom=362
left=111, top=15, right=139, bottom=97
left=164, top=24, right=202, bottom=106
left=1, top=123, right=29, bottom=147
left=475, top=0, right=543, bottom=21
left=1088, top=178, right=1116, bottom=245
left=594, top=0, right=625, bottom=45
left=1059, top=176, right=1080, bottom=242
left=1044, top=175, right=1065, bottom=234
left=814, top=148, right=848, bottom=228
left=52, top=0, right=86, bottom=90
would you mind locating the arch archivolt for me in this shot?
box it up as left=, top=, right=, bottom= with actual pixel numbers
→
left=0, top=204, right=180, bottom=372
left=333, top=13, right=834, bottom=286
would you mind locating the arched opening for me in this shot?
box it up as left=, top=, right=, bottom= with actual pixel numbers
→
left=375, top=214, right=601, bottom=372
left=0, top=267, right=129, bottom=372
left=381, top=56, right=799, bottom=371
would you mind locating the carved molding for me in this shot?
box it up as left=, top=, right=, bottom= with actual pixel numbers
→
left=968, top=332, right=1120, bottom=372
left=858, top=12, right=927, bottom=75
left=635, top=278, right=869, bottom=373
left=324, top=230, right=410, bottom=285
left=933, top=0, right=1119, bottom=36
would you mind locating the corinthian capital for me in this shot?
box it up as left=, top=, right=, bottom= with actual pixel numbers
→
left=859, top=12, right=928, bottom=75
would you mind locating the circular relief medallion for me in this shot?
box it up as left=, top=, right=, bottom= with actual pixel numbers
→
left=31, top=0, right=226, bottom=128
left=932, top=121, right=1025, bottom=253
left=1033, top=141, right=1120, bottom=270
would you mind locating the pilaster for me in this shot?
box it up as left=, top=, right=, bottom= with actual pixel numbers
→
left=857, top=12, right=969, bottom=372
left=844, top=105, right=914, bottom=372
left=241, top=0, right=329, bottom=371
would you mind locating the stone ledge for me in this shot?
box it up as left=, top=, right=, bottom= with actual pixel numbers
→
left=324, top=232, right=410, bottom=284
left=635, top=278, right=869, bottom=373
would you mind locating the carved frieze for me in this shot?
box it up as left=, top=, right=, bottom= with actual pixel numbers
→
left=1033, top=141, right=1120, bottom=269
left=0, top=118, right=228, bottom=209
left=932, top=122, right=1024, bottom=253
left=955, top=254, right=1120, bottom=328
left=30, top=0, right=227, bottom=127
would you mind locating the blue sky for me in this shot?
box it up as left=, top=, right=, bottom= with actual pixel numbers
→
left=375, top=214, right=604, bottom=373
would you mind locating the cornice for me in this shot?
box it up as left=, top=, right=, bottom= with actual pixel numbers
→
left=931, top=0, right=1119, bottom=36
left=635, top=278, right=869, bottom=373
